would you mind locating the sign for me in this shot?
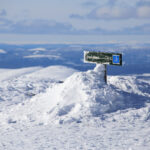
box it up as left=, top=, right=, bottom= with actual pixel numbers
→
left=84, top=51, right=122, bottom=66
left=113, top=55, right=120, bottom=64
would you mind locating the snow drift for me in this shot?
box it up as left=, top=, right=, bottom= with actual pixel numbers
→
left=48, top=64, right=124, bottom=123
left=0, top=65, right=126, bottom=126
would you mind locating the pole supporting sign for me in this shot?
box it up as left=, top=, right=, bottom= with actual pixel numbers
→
left=84, top=51, right=122, bottom=84
left=84, top=51, right=122, bottom=66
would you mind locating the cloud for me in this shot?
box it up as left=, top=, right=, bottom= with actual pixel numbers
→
left=0, top=9, right=7, bottom=17
left=0, top=19, right=78, bottom=34
left=70, top=14, right=84, bottom=19
left=137, top=0, right=150, bottom=6
left=137, top=6, right=150, bottom=18
left=88, top=6, right=136, bottom=20
left=0, top=18, right=13, bottom=32
left=71, top=1, right=150, bottom=20
left=0, top=17, right=150, bottom=35
left=81, top=24, right=150, bottom=35
left=82, top=1, right=97, bottom=7
left=107, top=0, right=118, bottom=6
left=13, top=20, right=75, bottom=34
left=123, top=24, right=150, bottom=34
left=94, top=24, right=150, bottom=35
left=88, top=4, right=150, bottom=20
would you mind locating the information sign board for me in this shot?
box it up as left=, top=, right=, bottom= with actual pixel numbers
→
left=84, top=51, right=122, bottom=66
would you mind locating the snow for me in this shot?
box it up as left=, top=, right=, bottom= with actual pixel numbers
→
left=0, top=66, right=77, bottom=108
left=28, top=48, right=46, bottom=51
left=46, top=65, right=125, bottom=124
left=26, top=65, right=77, bottom=81
left=0, top=65, right=150, bottom=149
left=24, top=54, right=61, bottom=59
left=0, top=49, right=6, bottom=53
left=0, top=67, right=41, bottom=82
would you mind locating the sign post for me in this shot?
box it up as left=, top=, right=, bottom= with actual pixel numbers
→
left=84, top=51, right=122, bottom=84
left=104, top=64, right=107, bottom=83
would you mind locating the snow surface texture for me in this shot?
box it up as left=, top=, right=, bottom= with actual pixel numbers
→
left=49, top=64, right=125, bottom=124
left=0, top=65, right=150, bottom=150
left=0, top=66, right=77, bottom=109
left=0, top=65, right=124, bottom=125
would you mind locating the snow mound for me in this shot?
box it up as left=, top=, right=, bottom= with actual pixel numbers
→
left=0, top=65, right=126, bottom=126
left=48, top=64, right=124, bottom=123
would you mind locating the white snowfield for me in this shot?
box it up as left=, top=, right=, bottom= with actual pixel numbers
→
left=28, top=48, right=46, bottom=51
left=0, top=65, right=150, bottom=150
left=24, top=54, right=61, bottom=59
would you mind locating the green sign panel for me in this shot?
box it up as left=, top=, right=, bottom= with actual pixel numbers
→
left=84, top=51, right=122, bottom=66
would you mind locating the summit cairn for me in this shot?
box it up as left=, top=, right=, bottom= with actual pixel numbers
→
left=84, top=51, right=122, bottom=84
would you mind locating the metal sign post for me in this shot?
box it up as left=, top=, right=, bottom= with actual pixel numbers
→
left=84, top=51, right=122, bottom=84
left=104, top=64, right=107, bottom=84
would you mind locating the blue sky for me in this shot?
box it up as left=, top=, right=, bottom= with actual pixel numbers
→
left=0, top=0, right=150, bottom=44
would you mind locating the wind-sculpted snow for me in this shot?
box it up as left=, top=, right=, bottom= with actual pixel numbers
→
left=0, top=65, right=150, bottom=149
left=48, top=65, right=125, bottom=124
left=0, top=66, right=77, bottom=109
left=0, top=65, right=122, bottom=125
left=109, top=75, right=150, bottom=109
left=1, top=65, right=150, bottom=127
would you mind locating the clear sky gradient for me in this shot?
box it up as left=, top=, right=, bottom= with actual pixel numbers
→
left=0, top=0, right=150, bottom=44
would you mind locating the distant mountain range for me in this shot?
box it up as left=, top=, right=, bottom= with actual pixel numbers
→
left=0, top=43, right=150, bottom=75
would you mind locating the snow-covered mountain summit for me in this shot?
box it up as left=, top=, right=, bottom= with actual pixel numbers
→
left=0, top=65, right=150, bottom=149
left=0, top=65, right=150, bottom=126
left=0, top=65, right=125, bottom=125
left=48, top=65, right=124, bottom=124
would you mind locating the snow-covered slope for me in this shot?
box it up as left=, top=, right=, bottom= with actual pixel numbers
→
left=0, top=65, right=150, bottom=150
left=0, top=66, right=77, bottom=108
left=0, top=65, right=150, bottom=126
left=48, top=65, right=125, bottom=124
left=0, top=65, right=123, bottom=125
left=0, top=67, right=41, bottom=82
